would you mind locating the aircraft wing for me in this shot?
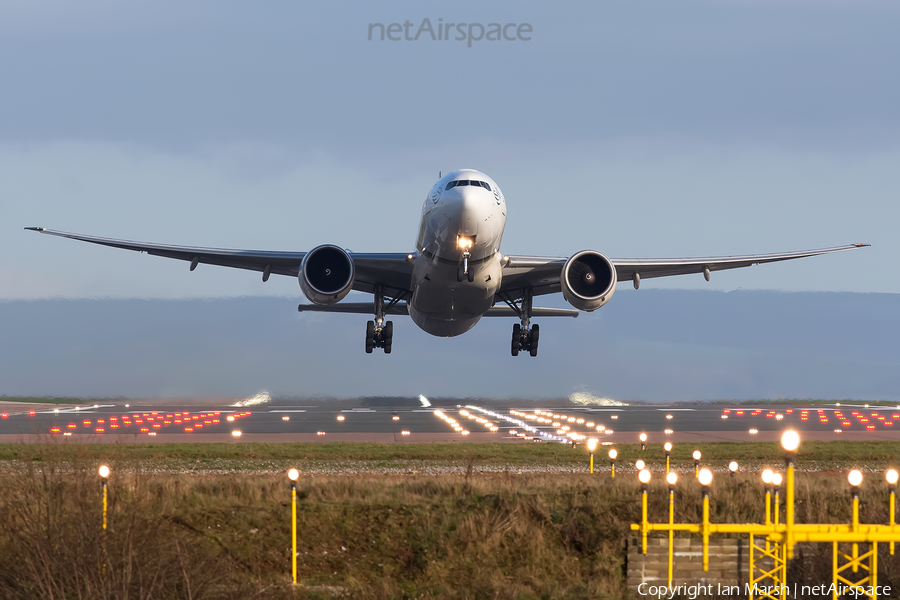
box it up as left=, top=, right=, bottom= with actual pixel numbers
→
left=297, top=302, right=578, bottom=317
left=25, top=228, right=414, bottom=294
left=500, top=244, right=870, bottom=298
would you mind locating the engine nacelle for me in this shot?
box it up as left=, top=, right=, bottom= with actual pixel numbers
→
left=560, top=250, right=617, bottom=312
left=299, top=245, right=355, bottom=306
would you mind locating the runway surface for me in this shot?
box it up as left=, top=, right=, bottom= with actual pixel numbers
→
left=2, top=397, right=900, bottom=444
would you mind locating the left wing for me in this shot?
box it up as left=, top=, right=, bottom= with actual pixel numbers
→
left=500, top=244, right=870, bottom=298
left=25, top=228, right=414, bottom=294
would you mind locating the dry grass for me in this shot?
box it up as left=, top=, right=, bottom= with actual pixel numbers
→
left=2, top=445, right=900, bottom=599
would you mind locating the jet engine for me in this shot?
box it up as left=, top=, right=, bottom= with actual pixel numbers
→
left=299, top=245, right=355, bottom=305
left=560, top=250, right=617, bottom=312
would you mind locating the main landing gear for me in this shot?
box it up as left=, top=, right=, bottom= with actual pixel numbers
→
left=500, top=288, right=540, bottom=357
left=365, top=285, right=404, bottom=354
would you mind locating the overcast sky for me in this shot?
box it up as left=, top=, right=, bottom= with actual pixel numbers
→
left=1, top=1, right=897, bottom=399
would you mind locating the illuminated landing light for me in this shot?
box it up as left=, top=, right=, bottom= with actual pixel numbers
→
left=721, top=415, right=728, bottom=419
left=611, top=415, right=619, bottom=420
left=63, top=432, right=72, bottom=436
left=664, top=429, right=673, bottom=435
left=775, top=414, right=784, bottom=420
left=401, top=430, right=410, bottom=436
left=461, top=430, right=470, bottom=436
left=510, top=430, right=518, bottom=436
left=834, top=429, right=843, bottom=433
left=586, top=421, right=595, bottom=427
left=392, top=415, right=400, bottom=421
left=231, top=430, right=242, bottom=438
left=148, top=431, right=156, bottom=436
left=606, top=429, right=615, bottom=434
left=665, top=414, right=673, bottom=420
left=227, top=416, right=235, bottom=422
left=336, top=415, right=345, bottom=421
left=282, top=416, right=290, bottom=421
left=316, top=431, right=326, bottom=436
left=749, top=428, right=759, bottom=435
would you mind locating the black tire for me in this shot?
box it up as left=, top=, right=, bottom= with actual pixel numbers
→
left=457, top=266, right=464, bottom=282
left=384, top=321, right=393, bottom=342
left=529, top=324, right=539, bottom=357
left=384, top=342, right=392, bottom=354
left=511, top=324, right=520, bottom=356
left=467, top=268, right=475, bottom=282
left=365, top=321, right=375, bottom=354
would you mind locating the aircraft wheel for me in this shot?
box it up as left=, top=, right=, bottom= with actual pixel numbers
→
left=529, top=324, right=540, bottom=357
left=365, top=321, right=375, bottom=354
left=384, top=321, right=393, bottom=342
left=457, top=266, right=465, bottom=282
left=467, top=268, right=475, bottom=282
left=511, top=324, right=520, bottom=356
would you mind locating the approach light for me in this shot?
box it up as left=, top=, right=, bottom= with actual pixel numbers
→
left=639, top=469, right=651, bottom=484
left=288, top=468, right=299, bottom=481
left=761, top=469, right=774, bottom=485
left=729, top=461, right=739, bottom=474
left=886, top=469, right=899, bottom=485
left=232, top=430, right=242, bottom=438
left=635, top=459, right=646, bottom=470
left=640, top=433, right=647, bottom=442
left=772, top=473, right=783, bottom=487
left=781, top=430, right=800, bottom=453
left=98, top=465, right=110, bottom=479
left=698, top=468, right=713, bottom=487
left=664, top=442, right=672, bottom=453
left=608, top=449, right=617, bottom=460
left=848, top=469, right=863, bottom=488
left=587, top=438, right=598, bottom=452
left=666, top=471, right=678, bottom=486
left=692, top=450, right=701, bottom=461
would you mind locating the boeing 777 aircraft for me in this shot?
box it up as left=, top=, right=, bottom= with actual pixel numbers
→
left=27, top=169, right=868, bottom=356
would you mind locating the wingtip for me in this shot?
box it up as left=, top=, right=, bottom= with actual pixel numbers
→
left=855, top=243, right=872, bottom=248
left=24, top=227, right=45, bottom=232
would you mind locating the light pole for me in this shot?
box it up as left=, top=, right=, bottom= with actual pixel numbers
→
left=887, top=469, right=898, bottom=555
left=772, top=472, right=783, bottom=527
left=781, top=430, right=800, bottom=559
left=761, top=469, right=774, bottom=526
left=288, top=468, right=300, bottom=585
left=587, top=438, right=598, bottom=474
left=664, top=442, right=672, bottom=474
left=848, top=469, right=863, bottom=572
left=666, top=471, right=678, bottom=587
left=98, top=464, right=110, bottom=575
left=608, top=448, right=617, bottom=479
left=692, top=450, right=701, bottom=478
left=728, top=461, right=738, bottom=479
left=698, top=468, right=713, bottom=571
left=639, top=469, right=651, bottom=554
left=639, top=433, right=647, bottom=451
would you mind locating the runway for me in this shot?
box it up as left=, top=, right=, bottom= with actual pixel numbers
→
left=2, top=398, right=900, bottom=444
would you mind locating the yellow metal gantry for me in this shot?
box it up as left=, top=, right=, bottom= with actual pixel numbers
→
left=629, top=434, right=900, bottom=600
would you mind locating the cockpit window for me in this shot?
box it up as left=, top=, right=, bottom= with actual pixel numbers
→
left=446, top=179, right=492, bottom=191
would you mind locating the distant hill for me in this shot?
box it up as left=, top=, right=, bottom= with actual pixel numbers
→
left=0, top=290, right=897, bottom=401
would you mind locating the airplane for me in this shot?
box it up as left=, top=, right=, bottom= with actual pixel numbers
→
left=26, top=168, right=868, bottom=357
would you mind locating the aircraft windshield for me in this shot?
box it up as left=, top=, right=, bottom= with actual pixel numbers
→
left=446, top=180, right=492, bottom=191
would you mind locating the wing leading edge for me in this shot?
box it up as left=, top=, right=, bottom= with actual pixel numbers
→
left=25, top=227, right=414, bottom=294
left=500, top=243, right=870, bottom=297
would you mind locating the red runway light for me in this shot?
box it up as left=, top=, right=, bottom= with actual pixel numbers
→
left=140, top=427, right=149, bottom=432
left=1, top=414, right=7, bottom=419
left=184, top=427, right=193, bottom=432
left=50, top=427, right=60, bottom=433
left=67, top=423, right=76, bottom=428
left=29, top=411, right=35, bottom=416
left=95, top=428, right=105, bottom=433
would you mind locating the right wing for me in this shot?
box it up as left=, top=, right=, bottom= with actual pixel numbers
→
left=499, top=244, right=870, bottom=298
left=25, top=227, right=414, bottom=295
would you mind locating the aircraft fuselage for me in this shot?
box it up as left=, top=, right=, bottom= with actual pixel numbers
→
left=408, top=169, right=507, bottom=336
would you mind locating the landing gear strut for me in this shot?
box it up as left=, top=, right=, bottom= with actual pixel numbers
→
left=365, top=285, right=402, bottom=354
left=501, top=288, right=540, bottom=357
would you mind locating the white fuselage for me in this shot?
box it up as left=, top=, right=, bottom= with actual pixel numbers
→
left=408, top=169, right=507, bottom=336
